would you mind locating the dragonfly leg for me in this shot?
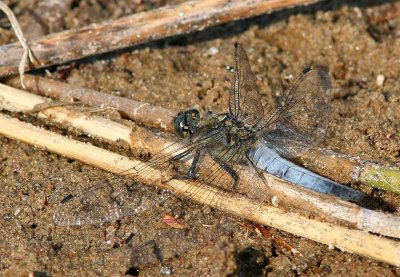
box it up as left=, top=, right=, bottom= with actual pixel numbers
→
left=212, top=156, right=239, bottom=190
left=169, top=149, right=201, bottom=181
left=171, top=148, right=193, bottom=161
left=188, top=149, right=201, bottom=178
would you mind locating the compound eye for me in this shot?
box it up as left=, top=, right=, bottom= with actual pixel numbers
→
left=173, top=109, right=201, bottom=139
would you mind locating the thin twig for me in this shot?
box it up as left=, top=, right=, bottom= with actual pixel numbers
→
left=0, top=0, right=321, bottom=77
left=0, top=83, right=399, bottom=239
left=0, top=1, right=37, bottom=88
left=0, top=113, right=398, bottom=266
left=7, top=75, right=177, bottom=132
left=7, top=75, right=400, bottom=193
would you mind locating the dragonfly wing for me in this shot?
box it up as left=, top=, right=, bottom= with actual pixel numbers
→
left=53, top=179, right=171, bottom=226
left=229, top=43, right=264, bottom=127
left=260, top=65, right=332, bottom=158
left=53, top=129, right=223, bottom=226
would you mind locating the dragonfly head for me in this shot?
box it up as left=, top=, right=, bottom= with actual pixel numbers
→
left=173, top=109, right=201, bottom=139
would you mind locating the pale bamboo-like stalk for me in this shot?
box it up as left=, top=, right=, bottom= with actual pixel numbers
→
left=0, top=113, right=399, bottom=266
left=0, top=83, right=399, bottom=240
left=7, top=75, right=176, bottom=132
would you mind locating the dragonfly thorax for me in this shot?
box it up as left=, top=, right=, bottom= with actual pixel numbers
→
left=221, top=114, right=256, bottom=144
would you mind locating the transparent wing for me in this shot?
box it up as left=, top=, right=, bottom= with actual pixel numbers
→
left=53, top=172, right=177, bottom=226
left=229, top=43, right=264, bottom=127
left=52, top=127, right=227, bottom=226
left=52, top=131, right=239, bottom=265
left=258, top=65, right=331, bottom=158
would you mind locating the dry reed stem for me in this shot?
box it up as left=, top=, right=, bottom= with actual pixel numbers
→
left=0, top=0, right=320, bottom=76
left=7, top=75, right=177, bottom=132
left=0, top=113, right=399, bottom=266
left=7, top=75, right=400, bottom=193
left=0, top=83, right=399, bottom=239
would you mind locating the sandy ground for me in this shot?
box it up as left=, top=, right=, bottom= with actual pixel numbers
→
left=0, top=0, right=400, bottom=276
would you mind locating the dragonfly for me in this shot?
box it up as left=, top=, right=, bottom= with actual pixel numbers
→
left=172, top=44, right=364, bottom=202
left=53, top=43, right=363, bottom=264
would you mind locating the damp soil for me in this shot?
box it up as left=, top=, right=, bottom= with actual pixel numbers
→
left=1, top=0, right=400, bottom=276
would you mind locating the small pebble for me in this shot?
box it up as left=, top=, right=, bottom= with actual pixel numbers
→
left=271, top=196, right=280, bottom=207
left=3, top=213, right=12, bottom=220
left=376, top=74, right=385, bottom=87
left=12, top=163, right=23, bottom=173
left=94, top=259, right=104, bottom=265
left=226, top=65, right=235, bottom=73
left=202, top=205, right=212, bottom=214
left=14, top=207, right=21, bottom=216
left=283, top=74, right=294, bottom=80
left=160, top=266, right=172, bottom=275
left=206, top=46, right=219, bottom=56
